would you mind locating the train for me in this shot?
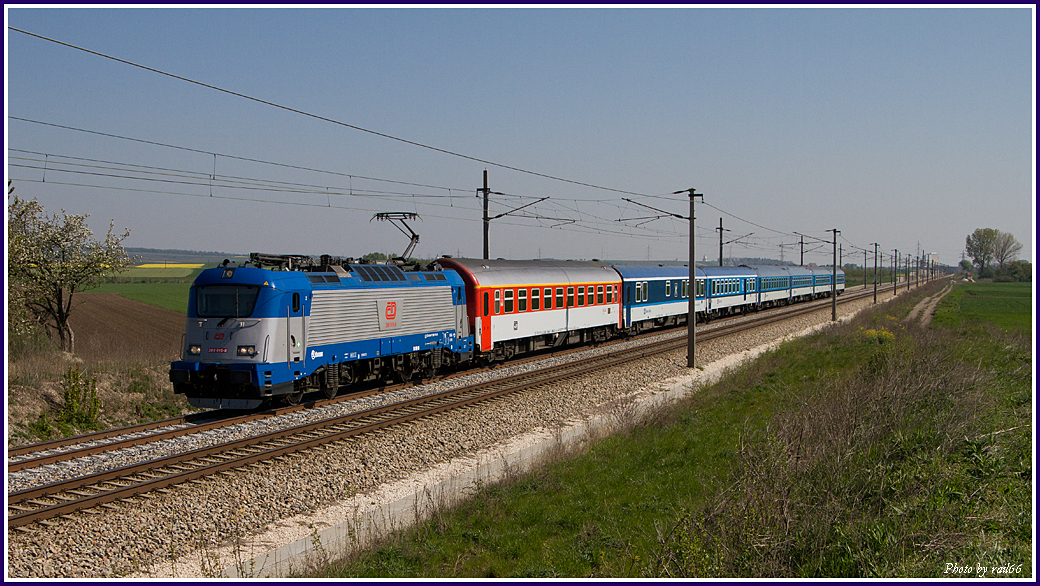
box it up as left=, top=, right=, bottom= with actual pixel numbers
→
left=169, top=253, right=844, bottom=409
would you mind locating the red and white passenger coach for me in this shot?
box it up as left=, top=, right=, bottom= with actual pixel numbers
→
left=437, top=258, right=622, bottom=360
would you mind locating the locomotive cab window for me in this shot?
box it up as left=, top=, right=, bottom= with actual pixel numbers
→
left=196, top=284, right=261, bottom=318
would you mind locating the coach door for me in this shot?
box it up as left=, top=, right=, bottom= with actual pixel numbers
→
left=287, top=292, right=304, bottom=367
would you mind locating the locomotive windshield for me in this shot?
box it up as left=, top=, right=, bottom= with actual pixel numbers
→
left=196, top=284, right=261, bottom=318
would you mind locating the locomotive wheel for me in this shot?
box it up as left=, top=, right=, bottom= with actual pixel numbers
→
left=321, top=383, right=338, bottom=400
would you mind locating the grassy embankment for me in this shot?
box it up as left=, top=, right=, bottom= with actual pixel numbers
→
left=311, top=280, right=1032, bottom=579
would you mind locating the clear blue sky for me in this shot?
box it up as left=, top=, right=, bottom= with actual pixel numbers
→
left=5, top=6, right=1035, bottom=267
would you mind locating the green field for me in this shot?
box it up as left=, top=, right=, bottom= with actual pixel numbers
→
left=85, top=282, right=192, bottom=313
left=931, top=281, right=1033, bottom=335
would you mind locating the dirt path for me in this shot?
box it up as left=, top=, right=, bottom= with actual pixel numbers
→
left=905, top=282, right=955, bottom=327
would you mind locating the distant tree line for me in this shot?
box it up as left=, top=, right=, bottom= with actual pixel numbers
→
left=964, top=228, right=1030, bottom=282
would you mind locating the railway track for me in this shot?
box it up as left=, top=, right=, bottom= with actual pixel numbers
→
left=7, top=285, right=884, bottom=529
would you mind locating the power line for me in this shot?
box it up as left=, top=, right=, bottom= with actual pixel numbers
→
left=11, top=117, right=819, bottom=252
left=10, top=176, right=693, bottom=247
left=11, top=147, right=701, bottom=244
left=9, top=117, right=473, bottom=194
left=8, top=151, right=473, bottom=202
left=9, top=27, right=659, bottom=199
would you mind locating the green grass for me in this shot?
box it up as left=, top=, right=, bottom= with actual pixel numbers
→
left=84, top=282, right=192, bottom=313
left=931, top=281, right=1032, bottom=335
left=310, top=281, right=1032, bottom=579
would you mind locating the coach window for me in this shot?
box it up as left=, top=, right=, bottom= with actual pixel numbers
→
left=605, top=285, right=612, bottom=304
left=483, top=292, right=489, bottom=317
left=495, top=290, right=501, bottom=314
left=532, top=288, right=540, bottom=310
left=567, top=287, right=575, bottom=308
left=504, top=289, right=514, bottom=313
left=556, top=287, right=564, bottom=309
left=597, top=285, right=604, bottom=305
left=665, top=281, right=671, bottom=297
left=577, top=286, right=585, bottom=307
left=518, top=288, right=527, bottom=312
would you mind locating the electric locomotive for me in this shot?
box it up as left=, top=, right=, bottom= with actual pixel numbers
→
left=170, top=253, right=472, bottom=409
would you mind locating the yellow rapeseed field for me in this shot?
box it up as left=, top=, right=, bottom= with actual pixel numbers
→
left=135, top=263, right=205, bottom=269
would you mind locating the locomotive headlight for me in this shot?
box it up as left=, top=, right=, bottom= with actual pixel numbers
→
left=237, top=345, right=256, bottom=357
left=188, top=345, right=202, bottom=355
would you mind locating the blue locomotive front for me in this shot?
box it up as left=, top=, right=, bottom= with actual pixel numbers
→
left=170, top=255, right=473, bottom=409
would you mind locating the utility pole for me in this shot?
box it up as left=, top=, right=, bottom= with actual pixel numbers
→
left=906, top=256, right=911, bottom=292
left=674, top=188, right=702, bottom=369
left=829, top=229, right=839, bottom=321
left=480, top=170, right=490, bottom=260
left=894, top=250, right=898, bottom=296
left=716, top=218, right=728, bottom=266
left=800, top=234, right=804, bottom=266
left=871, top=243, right=879, bottom=304
left=864, top=248, right=868, bottom=289
left=477, top=169, right=546, bottom=260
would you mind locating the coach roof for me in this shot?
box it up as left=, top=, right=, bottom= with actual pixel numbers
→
left=437, top=257, right=620, bottom=288
left=611, top=264, right=705, bottom=280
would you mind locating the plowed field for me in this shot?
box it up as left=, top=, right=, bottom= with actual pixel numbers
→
left=69, top=293, right=185, bottom=363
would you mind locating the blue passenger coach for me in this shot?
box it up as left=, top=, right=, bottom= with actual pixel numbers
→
left=614, top=265, right=706, bottom=331
left=170, top=256, right=472, bottom=409
left=701, top=265, right=758, bottom=319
